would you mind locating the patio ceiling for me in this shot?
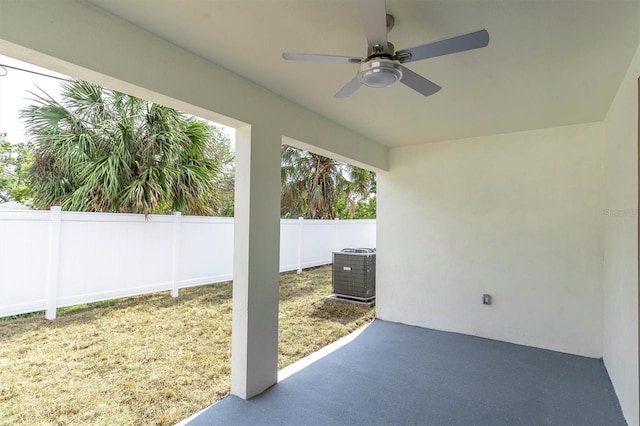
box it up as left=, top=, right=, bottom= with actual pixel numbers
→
left=87, top=0, right=638, bottom=148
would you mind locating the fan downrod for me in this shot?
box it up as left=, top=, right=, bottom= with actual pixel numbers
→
left=367, top=42, right=395, bottom=58
left=366, top=15, right=394, bottom=58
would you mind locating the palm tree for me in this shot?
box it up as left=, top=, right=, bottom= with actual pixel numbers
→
left=21, top=79, right=230, bottom=215
left=280, top=145, right=375, bottom=219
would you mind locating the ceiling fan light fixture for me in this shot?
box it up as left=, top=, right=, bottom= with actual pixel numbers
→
left=357, top=59, right=402, bottom=88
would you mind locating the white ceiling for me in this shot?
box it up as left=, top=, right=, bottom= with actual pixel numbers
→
left=88, top=0, right=639, bottom=148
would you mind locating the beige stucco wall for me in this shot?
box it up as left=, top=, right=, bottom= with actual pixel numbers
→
left=603, top=43, right=639, bottom=426
left=377, top=122, right=606, bottom=358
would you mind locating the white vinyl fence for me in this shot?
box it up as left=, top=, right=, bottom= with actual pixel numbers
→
left=0, top=208, right=375, bottom=319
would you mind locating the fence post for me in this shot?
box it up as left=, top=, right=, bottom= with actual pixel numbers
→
left=296, top=216, right=304, bottom=274
left=171, top=212, right=182, bottom=297
left=333, top=217, right=340, bottom=253
left=45, top=206, right=62, bottom=320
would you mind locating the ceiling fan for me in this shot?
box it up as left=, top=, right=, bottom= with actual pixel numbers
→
left=282, top=0, right=489, bottom=98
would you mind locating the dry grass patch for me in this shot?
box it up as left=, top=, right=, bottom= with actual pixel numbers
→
left=278, top=266, right=375, bottom=368
left=0, top=265, right=373, bottom=425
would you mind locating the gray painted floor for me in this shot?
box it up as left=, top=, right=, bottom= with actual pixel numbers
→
left=187, top=320, right=626, bottom=426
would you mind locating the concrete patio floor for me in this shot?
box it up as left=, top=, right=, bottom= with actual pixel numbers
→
left=185, top=320, right=625, bottom=425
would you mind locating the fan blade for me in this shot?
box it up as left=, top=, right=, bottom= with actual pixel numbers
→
left=396, top=29, right=489, bottom=63
left=283, top=52, right=363, bottom=64
left=399, top=65, right=441, bottom=96
left=356, top=0, right=388, bottom=50
left=334, top=77, right=362, bottom=98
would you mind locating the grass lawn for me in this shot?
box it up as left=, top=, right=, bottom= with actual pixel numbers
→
left=0, top=265, right=374, bottom=426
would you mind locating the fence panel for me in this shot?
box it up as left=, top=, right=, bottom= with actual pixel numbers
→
left=299, top=220, right=335, bottom=269
left=334, top=219, right=376, bottom=251
left=280, top=218, right=303, bottom=272
left=0, top=211, right=51, bottom=316
left=56, top=212, right=175, bottom=308
left=0, top=209, right=375, bottom=318
left=179, top=216, right=234, bottom=287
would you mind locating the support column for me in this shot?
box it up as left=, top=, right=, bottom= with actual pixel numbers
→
left=231, top=125, right=282, bottom=399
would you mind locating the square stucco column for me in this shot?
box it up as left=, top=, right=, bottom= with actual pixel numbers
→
left=231, top=125, right=281, bottom=399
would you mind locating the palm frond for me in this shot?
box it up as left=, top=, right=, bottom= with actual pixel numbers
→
left=22, top=78, right=230, bottom=214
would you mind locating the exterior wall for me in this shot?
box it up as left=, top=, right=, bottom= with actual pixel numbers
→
left=603, top=44, right=639, bottom=426
left=377, top=122, right=605, bottom=358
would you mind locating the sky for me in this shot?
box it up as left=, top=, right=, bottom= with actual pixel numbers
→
left=0, top=54, right=234, bottom=145
left=0, top=55, right=66, bottom=144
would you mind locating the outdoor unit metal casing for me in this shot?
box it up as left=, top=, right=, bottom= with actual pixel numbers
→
left=332, top=248, right=376, bottom=301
